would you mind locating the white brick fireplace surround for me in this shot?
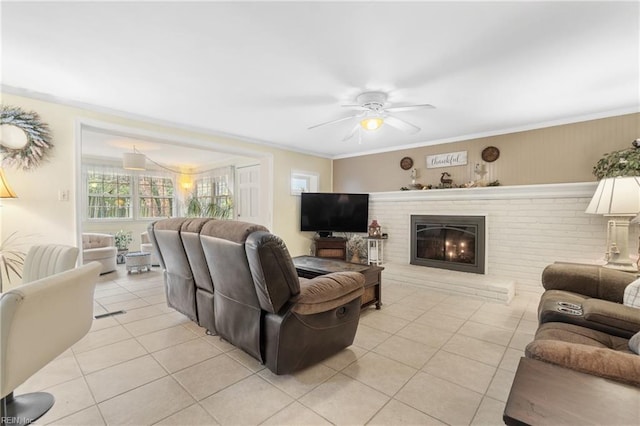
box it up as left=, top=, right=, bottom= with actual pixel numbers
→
left=369, top=182, right=640, bottom=300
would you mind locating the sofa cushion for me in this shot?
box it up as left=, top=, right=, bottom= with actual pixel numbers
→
left=526, top=322, right=640, bottom=386
left=541, top=263, right=633, bottom=303
left=623, top=278, right=640, bottom=308
left=630, top=331, right=640, bottom=355
left=292, top=272, right=364, bottom=315
left=533, top=322, right=632, bottom=351
left=582, top=298, right=640, bottom=333
left=83, top=246, right=117, bottom=261
left=525, top=339, right=640, bottom=386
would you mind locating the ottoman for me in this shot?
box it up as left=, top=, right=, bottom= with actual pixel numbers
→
left=125, top=251, right=151, bottom=274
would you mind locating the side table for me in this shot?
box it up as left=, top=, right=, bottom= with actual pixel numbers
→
left=125, top=251, right=151, bottom=274
left=504, top=357, right=640, bottom=425
left=366, top=236, right=387, bottom=266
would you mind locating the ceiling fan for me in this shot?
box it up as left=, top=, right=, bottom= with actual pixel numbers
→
left=308, top=91, right=435, bottom=141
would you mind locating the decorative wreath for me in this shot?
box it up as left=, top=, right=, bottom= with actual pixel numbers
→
left=0, top=105, right=53, bottom=171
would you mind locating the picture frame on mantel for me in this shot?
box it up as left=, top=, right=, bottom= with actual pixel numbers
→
left=426, top=151, right=468, bottom=169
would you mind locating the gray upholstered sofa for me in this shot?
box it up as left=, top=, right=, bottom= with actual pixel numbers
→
left=526, top=263, right=640, bottom=386
left=148, top=218, right=365, bottom=374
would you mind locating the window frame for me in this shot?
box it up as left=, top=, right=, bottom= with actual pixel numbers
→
left=84, top=164, right=176, bottom=222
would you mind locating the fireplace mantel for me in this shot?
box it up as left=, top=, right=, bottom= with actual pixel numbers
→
left=366, top=180, right=622, bottom=296
left=370, top=182, right=597, bottom=202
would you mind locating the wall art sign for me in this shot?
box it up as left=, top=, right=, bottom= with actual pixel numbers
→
left=426, top=151, right=467, bottom=169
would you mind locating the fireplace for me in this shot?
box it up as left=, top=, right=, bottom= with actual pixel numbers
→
left=410, top=215, right=486, bottom=274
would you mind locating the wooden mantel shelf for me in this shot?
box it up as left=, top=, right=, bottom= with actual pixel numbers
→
left=370, top=182, right=597, bottom=202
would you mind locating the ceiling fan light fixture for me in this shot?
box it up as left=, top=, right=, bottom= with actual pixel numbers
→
left=360, top=117, right=384, bottom=131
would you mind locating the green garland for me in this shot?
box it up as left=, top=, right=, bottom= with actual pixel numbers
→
left=593, top=141, right=640, bottom=180
left=0, top=105, right=53, bottom=171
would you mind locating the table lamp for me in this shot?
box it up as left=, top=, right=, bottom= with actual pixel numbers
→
left=585, top=176, right=640, bottom=272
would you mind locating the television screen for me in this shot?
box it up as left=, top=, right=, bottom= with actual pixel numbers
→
left=300, top=192, right=369, bottom=234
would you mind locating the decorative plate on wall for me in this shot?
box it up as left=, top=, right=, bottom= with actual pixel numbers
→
left=481, top=146, right=500, bottom=162
left=400, top=156, right=414, bottom=170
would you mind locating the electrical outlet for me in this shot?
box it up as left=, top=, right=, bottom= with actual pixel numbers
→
left=58, top=189, right=70, bottom=201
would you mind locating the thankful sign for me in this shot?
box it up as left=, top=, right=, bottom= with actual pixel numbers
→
left=426, top=151, right=468, bottom=169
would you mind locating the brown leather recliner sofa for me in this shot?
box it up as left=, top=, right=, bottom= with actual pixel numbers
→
left=148, top=218, right=365, bottom=374
left=526, top=263, right=640, bottom=386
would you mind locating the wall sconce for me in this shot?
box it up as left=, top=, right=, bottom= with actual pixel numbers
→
left=178, top=174, right=194, bottom=192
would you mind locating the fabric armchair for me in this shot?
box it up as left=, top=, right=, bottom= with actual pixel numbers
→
left=81, top=233, right=117, bottom=274
left=22, top=244, right=79, bottom=284
left=140, top=232, right=160, bottom=266
left=0, top=262, right=101, bottom=424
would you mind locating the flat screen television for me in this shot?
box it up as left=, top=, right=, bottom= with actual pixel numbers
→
left=300, top=192, right=369, bottom=235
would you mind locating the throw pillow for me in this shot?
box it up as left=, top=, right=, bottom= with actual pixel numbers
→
left=629, top=330, right=640, bottom=355
left=623, top=278, right=640, bottom=309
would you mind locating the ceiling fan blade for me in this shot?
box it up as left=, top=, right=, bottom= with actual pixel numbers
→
left=341, top=105, right=369, bottom=113
left=308, top=114, right=358, bottom=130
left=383, top=104, right=435, bottom=112
left=384, top=115, right=421, bottom=134
left=342, top=123, right=361, bottom=141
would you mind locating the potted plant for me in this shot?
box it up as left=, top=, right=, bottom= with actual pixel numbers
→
left=114, top=230, right=133, bottom=264
left=0, top=232, right=27, bottom=292
left=346, top=235, right=367, bottom=264
left=593, top=142, right=640, bottom=179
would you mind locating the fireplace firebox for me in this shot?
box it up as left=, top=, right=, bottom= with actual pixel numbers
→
left=410, top=215, right=486, bottom=274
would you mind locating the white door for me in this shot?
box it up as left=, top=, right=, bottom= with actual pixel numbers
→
left=236, top=165, right=261, bottom=224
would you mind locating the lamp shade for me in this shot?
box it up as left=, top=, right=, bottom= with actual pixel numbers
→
left=0, top=168, right=17, bottom=198
left=122, top=152, right=146, bottom=170
left=585, top=177, right=640, bottom=215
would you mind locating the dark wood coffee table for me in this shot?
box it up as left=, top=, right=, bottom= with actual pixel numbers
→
left=504, top=357, right=640, bottom=425
left=292, top=256, right=383, bottom=309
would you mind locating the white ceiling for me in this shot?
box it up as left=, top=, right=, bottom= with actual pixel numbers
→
left=2, top=1, right=639, bottom=159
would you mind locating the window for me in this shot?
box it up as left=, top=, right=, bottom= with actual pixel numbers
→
left=189, top=166, right=234, bottom=219
left=85, top=165, right=175, bottom=220
left=291, top=170, right=319, bottom=195
left=87, top=169, right=132, bottom=219
left=138, top=175, right=174, bottom=218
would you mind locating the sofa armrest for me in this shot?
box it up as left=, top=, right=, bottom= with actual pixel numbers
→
left=542, top=263, right=635, bottom=303
left=292, top=272, right=364, bottom=315
left=582, top=299, right=640, bottom=334
left=525, top=340, right=640, bottom=387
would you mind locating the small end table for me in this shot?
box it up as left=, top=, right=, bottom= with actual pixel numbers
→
left=366, top=236, right=387, bottom=266
left=125, top=251, right=151, bottom=274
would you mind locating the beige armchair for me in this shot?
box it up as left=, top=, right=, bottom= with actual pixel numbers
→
left=82, top=233, right=117, bottom=274
left=0, top=262, right=101, bottom=424
left=22, top=244, right=79, bottom=284
left=140, top=232, right=160, bottom=266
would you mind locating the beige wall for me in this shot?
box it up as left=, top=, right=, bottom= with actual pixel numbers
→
left=1, top=93, right=332, bottom=274
left=334, top=113, right=640, bottom=192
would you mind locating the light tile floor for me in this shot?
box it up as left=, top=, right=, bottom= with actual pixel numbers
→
left=19, top=265, right=541, bottom=425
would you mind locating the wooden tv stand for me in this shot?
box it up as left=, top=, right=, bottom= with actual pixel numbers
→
left=292, top=255, right=383, bottom=309
left=314, top=237, right=347, bottom=260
